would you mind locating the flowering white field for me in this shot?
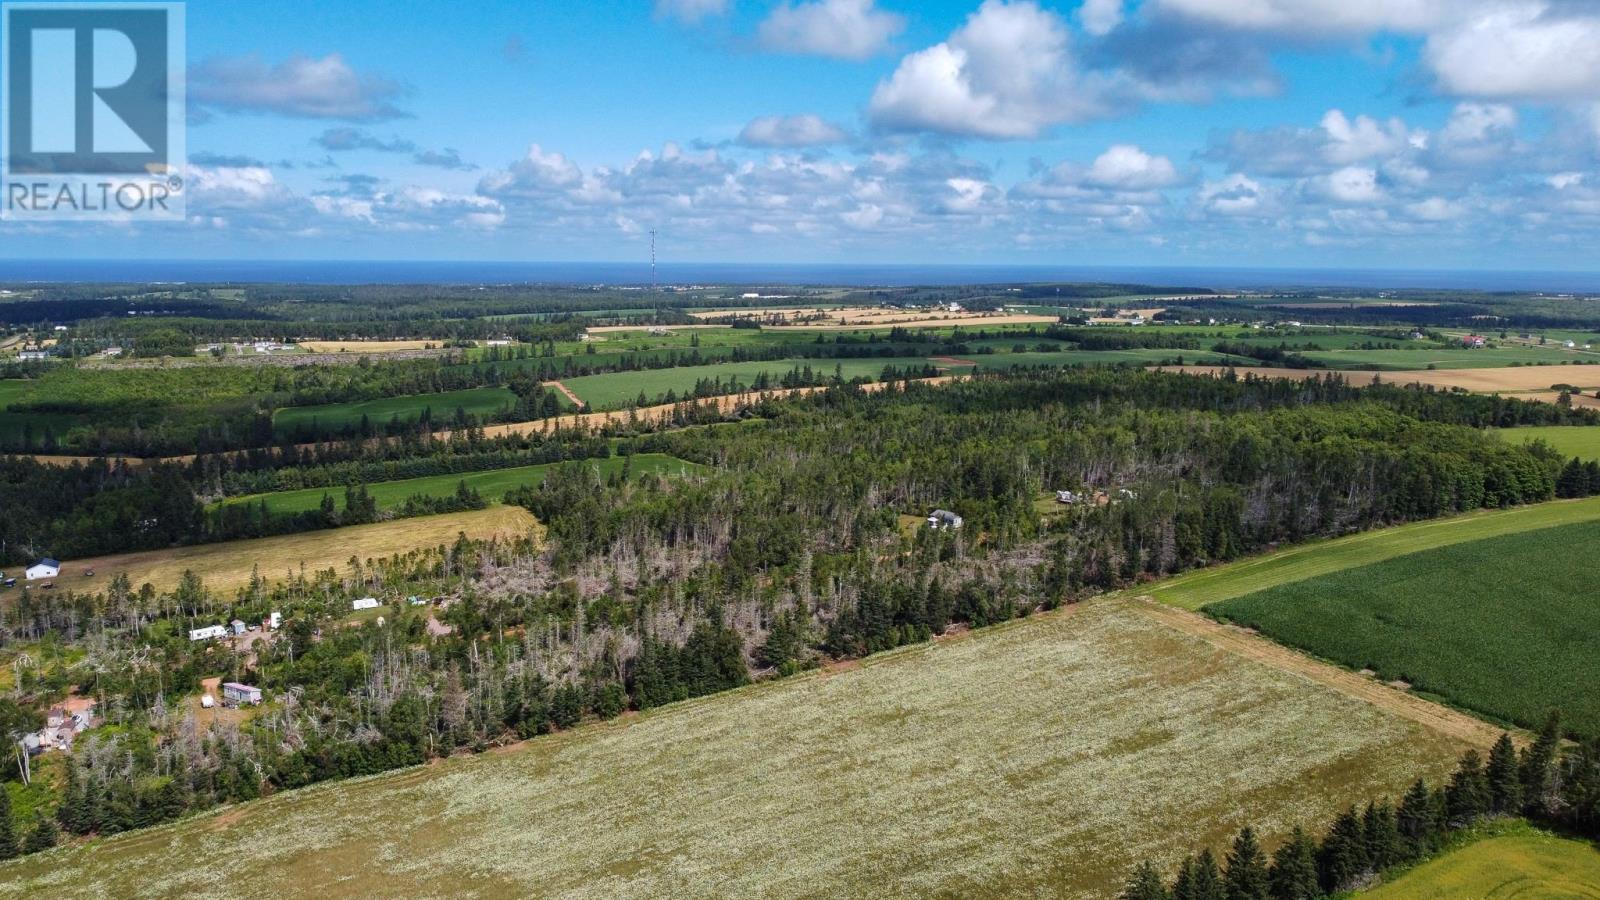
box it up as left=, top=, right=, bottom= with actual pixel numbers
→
left=0, top=599, right=1471, bottom=898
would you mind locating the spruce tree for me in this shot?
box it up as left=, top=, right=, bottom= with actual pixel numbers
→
left=1362, top=801, right=1403, bottom=870
left=1192, top=848, right=1227, bottom=900
left=1317, top=806, right=1370, bottom=893
left=1487, top=733, right=1523, bottom=815
left=1521, top=710, right=1563, bottom=816
left=1267, top=827, right=1322, bottom=900
left=23, top=816, right=57, bottom=853
left=1223, top=826, right=1270, bottom=900
left=1172, top=856, right=1198, bottom=900
left=0, top=784, right=18, bottom=860
left=1120, top=861, right=1171, bottom=900
left=1446, top=750, right=1490, bottom=826
left=1396, top=778, right=1436, bottom=858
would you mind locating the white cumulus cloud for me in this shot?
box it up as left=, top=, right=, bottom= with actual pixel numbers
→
left=758, top=0, right=905, bottom=60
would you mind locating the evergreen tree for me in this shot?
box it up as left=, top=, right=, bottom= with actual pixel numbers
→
left=1223, top=826, right=1270, bottom=900
left=1317, top=806, right=1370, bottom=893
left=1267, top=826, right=1322, bottom=900
left=1396, top=778, right=1437, bottom=858
left=0, top=784, right=18, bottom=860
left=1362, top=801, right=1403, bottom=871
left=1192, top=848, right=1227, bottom=900
left=1171, top=856, right=1198, bottom=900
left=1446, top=750, right=1490, bottom=826
left=1487, top=733, right=1523, bottom=815
left=23, top=816, right=57, bottom=853
left=1120, top=861, right=1171, bottom=900
left=1521, top=710, right=1563, bottom=816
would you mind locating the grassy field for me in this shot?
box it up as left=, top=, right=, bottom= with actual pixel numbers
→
left=1364, top=824, right=1600, bottom=898
left=1298, top=347, right=1596, bottom=370
left=1209, top=518, right=1600, bottom=735
left=1496, top=425, right=1600, bottom=461
left=1151, top=497, right=1600, bottom=610
left=0, top=598, right=1473, bottom=899
left=34, top=506, right=537, bottom=595
left=272, top=386, right=518, bottom=436
left=220, top=453, right=697, bottom=516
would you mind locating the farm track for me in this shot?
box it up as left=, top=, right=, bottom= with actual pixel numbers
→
left=1130, top=598, right=1510, bottom=747
left=541, top=379, right=584, bottom=407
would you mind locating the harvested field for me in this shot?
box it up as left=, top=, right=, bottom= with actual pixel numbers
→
left=0, top=598, right=1477, bottom=898
left=35, top=506, right=537, bottom=596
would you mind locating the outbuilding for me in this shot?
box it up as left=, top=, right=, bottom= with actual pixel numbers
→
left=352, top=597, right=380, bottom=611
left=25, top=559, right=60, bottom=580
left=926, top=509, right=964, bottom=530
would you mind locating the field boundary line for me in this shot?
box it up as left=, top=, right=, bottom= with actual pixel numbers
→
left=1127, top=597, right=1511, bottom=748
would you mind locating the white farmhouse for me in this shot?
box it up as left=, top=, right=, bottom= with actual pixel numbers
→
left=25, top=558, right=59, bottom=580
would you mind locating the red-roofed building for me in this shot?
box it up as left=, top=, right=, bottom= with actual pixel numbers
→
left=1462, top=335, right=1486, bottom=348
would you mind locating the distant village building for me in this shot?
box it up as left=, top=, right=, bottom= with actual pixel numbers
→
left=221, top=683, right=263, bottom=707
left=189, top=624, right=228, bottom=642
left=17, top=350, right=49, bottom=361
left=927, top=509, right=964, bottom=530
left=1462, top=335, right=1487, bottom=348
left=25, top=559, right=60, bottom=580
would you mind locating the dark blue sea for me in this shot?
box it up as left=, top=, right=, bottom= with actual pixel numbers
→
left=2, top=259, right=1599, bottom=292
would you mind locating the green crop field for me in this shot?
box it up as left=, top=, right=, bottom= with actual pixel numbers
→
left=1209, top=517, right=1600, bottom=735
left=272, top=386, right=518, bottom=436
left=1150, top=496, right=1600, bottom=610
left=1496, top=425, right=1600, bottom=461
left=220, top=453, right=698, bottom=516
left=1363, top=823, right=1600, bottom=899
left=0, top=599, right=1473, bottom=899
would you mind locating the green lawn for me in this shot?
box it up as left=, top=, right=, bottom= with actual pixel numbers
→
left=1496, top=426, right=1600, bottom=462
left=1364, top=823, right=1600, bottom=899
left=1208, top=517, right=1600, bottom=735
left=221, top=453, right=697, bottom=516
left=273, top=387, right=518, bottom=436
left=1150, top=496, right=1600, bottom=610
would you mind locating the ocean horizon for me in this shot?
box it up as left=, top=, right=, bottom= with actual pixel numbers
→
left=2, top=259, right=1599, bottom=293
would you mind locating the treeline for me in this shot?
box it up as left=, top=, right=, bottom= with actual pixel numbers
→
left=1121, top=713, right=1600, bottom=899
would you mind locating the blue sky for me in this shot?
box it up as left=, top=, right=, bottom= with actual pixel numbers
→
left=7, top=0, right=1600, bottom=269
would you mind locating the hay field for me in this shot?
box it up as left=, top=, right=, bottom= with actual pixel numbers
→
left=1151, top=496, right=1600, bottom=610
left=0, top=599, right=1474, bottom=899
left=1364, top=824, right=1600, bottom=899
left=41, top=506, right=537, bottom=595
